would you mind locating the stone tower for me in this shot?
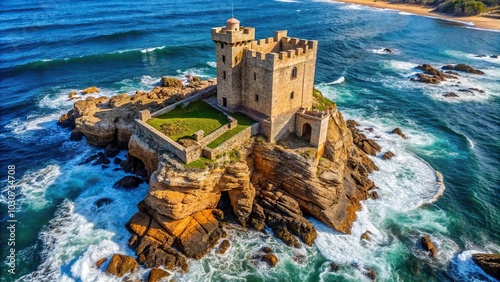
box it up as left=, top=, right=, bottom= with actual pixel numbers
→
left=211, top=18, right=255, bottom=111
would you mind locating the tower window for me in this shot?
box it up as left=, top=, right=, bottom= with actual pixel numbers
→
left=290, top=91, right=294, bottom=99
left=255, top=95, right=259, bottom=102
left=220, top=43, right=224, bottom=49
left=222, top=55, right=225, bottom=63
left=223, top=71, right=226, bottom=79
left=235, top=57, right=238, bottom=64
left=254, top=72, right=256, bottom=80
left=291, top=67, right=298, bottom=79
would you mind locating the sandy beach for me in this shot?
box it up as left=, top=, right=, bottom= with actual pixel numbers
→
left=332, top=0, right=500, bottom=31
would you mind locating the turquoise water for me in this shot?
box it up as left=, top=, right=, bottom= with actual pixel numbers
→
left=0, top=0, right=499, bottom=281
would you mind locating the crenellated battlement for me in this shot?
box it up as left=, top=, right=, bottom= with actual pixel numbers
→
left=244, top=34, right=317, bottom=70
left=211, top=26, right=255, bottom=44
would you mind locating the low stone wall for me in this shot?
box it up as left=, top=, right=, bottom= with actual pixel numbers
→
left=203, top=123, right=260, bottom=160
left=135, top=119, right=189, bottom=162
left=151, top=85, right=216, bottom=118
left=198, top=118, right=237, bottom=147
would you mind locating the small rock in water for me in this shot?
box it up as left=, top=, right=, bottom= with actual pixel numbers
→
left=391, top=128, right=407, bottom=139
left=95, top=198, right=113, bottom=208
left=364, top=267, right=377, bottom=281
left=491, top=55, right=499, bottom=59
left=361, top=230, right=372, bottom=241
left=95, top=257, right=107, bottom=268
left=92, top=152, right=110, bottom=166
left=381, top=151, right=395, bottom=160
left=114, top=157, right=123, bottom=164
left=105, top=254, right=138, bottom=278
left=261, top=253, right=278, bottom=267
left=443, top=92, right=459, bottom=98
left=216, top=239, right=230, bottom=254
left=475, top=54, right=487, bottom=58
left=383, top=48, right=393, bottom=53
left=370, top=191, right=380, bottom=200
left=105, top=143, right=120, bottom=158
left=113, top=176, right=144, bottom=189
left=148, top=268, right=170, bottom=282
left=420, top=235, right=438, bottom=258
left=330, top=262, right=340, bottom=272
left=70, top=129, right=84, bottom=141
left=261, top=246, right=273, bottom=254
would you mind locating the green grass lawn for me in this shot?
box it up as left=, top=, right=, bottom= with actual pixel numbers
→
left=207, top=112, right=256, bottom=149
left=184, top=157, right=213, bottom=169
left=147, top=100, right=227, bottom=142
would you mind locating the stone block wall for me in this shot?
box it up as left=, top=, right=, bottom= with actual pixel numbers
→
left=295, top=111, right=330, bottom=147
left=135, top=120, right=189, bottom=162
left=202, top=123, right=259, bottom=160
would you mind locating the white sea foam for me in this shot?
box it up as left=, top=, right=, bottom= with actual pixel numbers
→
left=327, top=76, right=345, bottom=84
left=140, top=46, right=165, bottom=53
left=339, top=4, right=364, bottom=10
left=399, top=11, right=415, bottom=16
left=19, top=147, right=148, bottom=281
left=450, top=250, right=499, bottom=281
left=369, top=48, right=400, bottom=55
left=275, top=0, right=300, bottom=2
left=207, top=61, right=217, bottom=68
left=312, top=114, right=454, bottom=280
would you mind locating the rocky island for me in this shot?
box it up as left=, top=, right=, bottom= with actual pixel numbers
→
left=55, top=17, right=498, bottom=281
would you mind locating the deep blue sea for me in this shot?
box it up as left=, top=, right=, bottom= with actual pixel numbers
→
left=1, top=0, right=499, bottom=281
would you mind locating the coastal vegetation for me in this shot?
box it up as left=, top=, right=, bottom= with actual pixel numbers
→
left=389, top=0, right=499, bottom=15
left=207, top=113, right=255, bottom=149
left=146, top=100, right=227, bottom=141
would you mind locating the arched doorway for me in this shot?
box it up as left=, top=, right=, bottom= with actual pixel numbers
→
left=302, top=123, right=312, bottom=141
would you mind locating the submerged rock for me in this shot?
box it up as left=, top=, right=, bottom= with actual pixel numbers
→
left=471, top=253, right=500, bottom=280
left=261, top=246, right=273, bottom=254
left=95, top=198, right=113, bottom=208
left=364, top=267, right=377, bottom=281
left=443, top=92, right=459, bottom=98
left=330, top=262, right=340, bottom=272
left=383, top=48, right=393, bottom=53
left=113, top=176, right=144, bottom=189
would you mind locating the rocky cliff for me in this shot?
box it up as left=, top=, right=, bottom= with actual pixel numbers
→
left=59, top=81, right=381, bottom=274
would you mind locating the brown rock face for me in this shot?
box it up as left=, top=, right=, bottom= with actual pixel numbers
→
left=346, top=120, right=381, bottom=156
left=216, top=239, right=231, bottom=254
left=57, top=79, right=216, bottom=148
left=471, top=253, right=500, bottom=280
left=381, top=151, right=395, bottom=160
left=148, top=268, right=170, bottom=282
left=127, top=212, right=151, bottom=237
left=261, top=253, right=278, bottom=267
left=105, top=254, right=139, bottom=278
left=420, top=235, right=437, bottom=258
left=391, top=128, right=407, bottom=139
left=442, top=64, right=485, bottom=75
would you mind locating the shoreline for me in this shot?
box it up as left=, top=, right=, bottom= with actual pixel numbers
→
left=332, top=0, right=500, bottom=31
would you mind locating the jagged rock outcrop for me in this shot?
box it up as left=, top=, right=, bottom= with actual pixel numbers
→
left=64, top=84, right=382, bottom=272
left=57, top=78, right=216, bottom=148
left=420, top=235, right=438, bottom=258
left=105, top=254, right=139, bottom=278
left=442, top=64, right=485, bottom=75
left=410, top=64, right=457, bottom=84
left=472, top=253, right=500, bottom=280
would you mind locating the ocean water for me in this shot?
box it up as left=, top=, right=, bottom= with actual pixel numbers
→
left=1, top=0, right=499, bottom=281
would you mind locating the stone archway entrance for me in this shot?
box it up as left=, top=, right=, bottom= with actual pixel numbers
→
left=302, top=123, right=312, bottom=140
